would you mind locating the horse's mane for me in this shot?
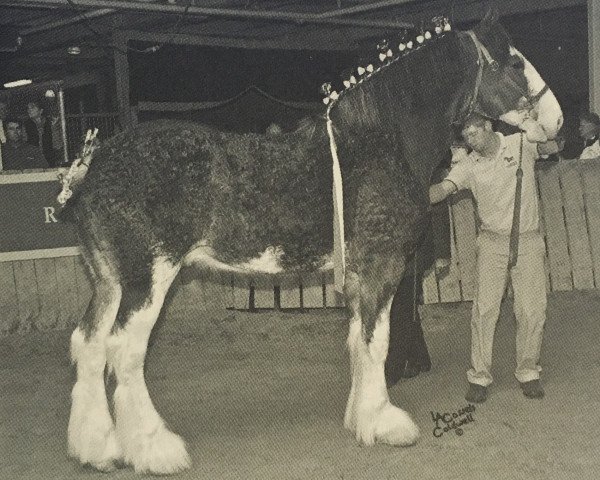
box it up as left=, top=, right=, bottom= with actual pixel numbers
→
left=327, top=19, right=514, bottom=139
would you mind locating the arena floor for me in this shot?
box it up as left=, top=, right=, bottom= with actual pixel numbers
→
left=1, top=282, right=599, bottom=480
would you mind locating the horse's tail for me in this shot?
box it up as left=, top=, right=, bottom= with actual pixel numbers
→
left=56, top=129, right=99, bottom=222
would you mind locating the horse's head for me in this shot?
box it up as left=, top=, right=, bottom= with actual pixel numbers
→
left=462, top=8, right=563, bottom=142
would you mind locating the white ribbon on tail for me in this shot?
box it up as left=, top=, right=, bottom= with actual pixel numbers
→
left=326, top=115, right=345, bottom=295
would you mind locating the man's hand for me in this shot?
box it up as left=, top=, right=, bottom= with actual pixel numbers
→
left=429, top=180, right=456, bottom=204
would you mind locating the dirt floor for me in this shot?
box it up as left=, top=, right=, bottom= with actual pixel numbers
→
left=1, top=282, right=599, bottom=480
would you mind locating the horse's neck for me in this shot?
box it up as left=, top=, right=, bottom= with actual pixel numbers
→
left=396, top=115, right=453, bottom=190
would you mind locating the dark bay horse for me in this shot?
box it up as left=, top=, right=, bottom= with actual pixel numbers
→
left=62, top=12, right=562, bottom=475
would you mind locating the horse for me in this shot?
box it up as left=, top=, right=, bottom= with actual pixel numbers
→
left=62, top=10, right=563, bottom=475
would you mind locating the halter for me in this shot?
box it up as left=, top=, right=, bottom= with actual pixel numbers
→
left=453, top=30, right=550, bottom=126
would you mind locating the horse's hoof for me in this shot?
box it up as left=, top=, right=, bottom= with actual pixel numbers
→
left=124, top=426, right=191, bottom=475
left=353, top=402, right=419, bottom=447
left=374, top=403, right=419, bottom=446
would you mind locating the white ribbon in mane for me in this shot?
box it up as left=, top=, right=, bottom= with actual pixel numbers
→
left=326, top=114, right=345, bottom=294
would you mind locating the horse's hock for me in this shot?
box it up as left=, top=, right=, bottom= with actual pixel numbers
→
left=1, top=159, right=600, bottom=334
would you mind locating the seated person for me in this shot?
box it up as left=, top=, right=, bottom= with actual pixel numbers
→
left=578, top=111, right=600, bottom=160
left=1, top=118, right=49, bottom=171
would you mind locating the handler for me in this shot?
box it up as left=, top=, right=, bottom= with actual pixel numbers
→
left=429, top=112, right=547, bottom=403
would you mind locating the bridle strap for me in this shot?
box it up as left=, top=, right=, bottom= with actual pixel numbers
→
left=527, top=83, right=550, bottom=107
left=453, top=30, right=496, bottom=125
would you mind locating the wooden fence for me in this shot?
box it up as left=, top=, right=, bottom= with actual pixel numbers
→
left=1, top=159, right=599, bottom=334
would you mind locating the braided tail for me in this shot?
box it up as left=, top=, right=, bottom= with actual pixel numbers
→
left=57, top=128, right=99, bottom=206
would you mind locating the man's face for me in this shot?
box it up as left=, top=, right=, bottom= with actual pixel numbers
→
left=5, top=122, right=22, bottom=142
left=579, top=120, right=598, bottom=140
left=27, top=103, right=42, bottom=119
left=461, top=122, right=491, bottom=153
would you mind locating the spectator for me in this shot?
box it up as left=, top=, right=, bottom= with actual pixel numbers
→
left=266, top=123, right=283, bottom=136
left=578, top=111, right=600, bottom=160
left=24, top=101, right=63, bottom=167
left=0, top=101, right=7, bottom=169
left=0, top=118, right=49, bottom=171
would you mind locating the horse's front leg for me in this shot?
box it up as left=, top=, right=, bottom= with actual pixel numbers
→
left=343, top=261, right=419, bottom=447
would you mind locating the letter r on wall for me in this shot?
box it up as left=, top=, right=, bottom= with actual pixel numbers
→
left=44, top=206, right=58, bottom=223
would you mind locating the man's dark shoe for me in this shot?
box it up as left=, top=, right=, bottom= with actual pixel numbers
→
left=465, top=382, right=488, bottom=403
left=520, top=379, right=545, bottom=399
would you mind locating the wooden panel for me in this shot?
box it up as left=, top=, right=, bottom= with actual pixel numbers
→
left=301, top=272, right=324, bottom=309
left=0, top=262, right=19, bottom=334
left=323, top=269, right=344, bottom=307
left=13, top=260, right=40, bottom=333
left=537, top=164, right=573, bottom=291
left=560, top=163, right=595, bottom=289
left=581, top=162, right=600, bottom=287
left=34, top=258, right=60, bottom=330
left=421, top=268, right=439, bottom=305
left=278, top=274, right=301, bottom=309
left=535, top=174, right=553, bottom=293
left=252, top=276, right=275, bottom=309
left=231, top=275, right=250, bottom=310
left=450, top=194, right=478, bottom=301
left=54, top=256, right=80, bottom=328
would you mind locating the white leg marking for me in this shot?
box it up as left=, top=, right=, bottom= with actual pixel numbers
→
left=107, top=258, right=190, bottom=475
left=344, top=299, right=419, bottom=447
left=68, top=264, right=123, bottom=472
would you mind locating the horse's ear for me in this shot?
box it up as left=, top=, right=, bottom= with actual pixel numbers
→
left=481, top=3, right=500, bottom=25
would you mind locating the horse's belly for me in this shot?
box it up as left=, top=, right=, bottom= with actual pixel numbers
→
left=183, top=242, right=333, bottom=275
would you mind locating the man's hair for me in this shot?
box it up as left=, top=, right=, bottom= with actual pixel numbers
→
left=462, top=112, right=492, bottom=131
left=4, top=117, right=22, bottom=127
left=580, top=111, right=600, bottom=127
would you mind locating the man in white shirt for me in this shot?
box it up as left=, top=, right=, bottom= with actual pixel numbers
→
left=430, top=113, right=546, bottom=403
left=578, top=111, right=600, bottom=160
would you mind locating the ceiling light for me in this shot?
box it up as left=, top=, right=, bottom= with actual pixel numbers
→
left=67, top=46, right=81, bottom=55
left=3, top=79, right=32, bottom=88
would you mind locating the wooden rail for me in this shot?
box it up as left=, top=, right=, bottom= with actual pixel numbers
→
left=1, top=159, right=599, bottom=334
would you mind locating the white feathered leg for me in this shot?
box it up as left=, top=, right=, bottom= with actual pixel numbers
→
left=344, top=297, right=419, bottom=446
left=68, top=253, right=123, bottom=472
left=106, top=258, right=190, bottom=475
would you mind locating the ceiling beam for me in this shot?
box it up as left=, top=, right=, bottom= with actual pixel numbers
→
left=15, top=0, right=414, bottom=29
left=122, top=28, right=365, bottom=52
left=21, top=8, right=117, bottom=35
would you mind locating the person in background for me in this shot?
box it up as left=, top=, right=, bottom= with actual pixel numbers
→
left=266, top=122, right=283, bottom=136
left=24, top=101, right=63, bottom=167
left=0, top=101, right=7, bottom=170
left=429, top=112, right=547, bottom=403
left=0, top=118, right=49, bottom=171
left=578, top=111, right=600, bottom=160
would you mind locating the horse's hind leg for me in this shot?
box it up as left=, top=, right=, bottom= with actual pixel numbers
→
left=106, top=256, right=190, bottom=475
left=68, top=245, right=123, bottom=471
left=343, top=258, right=419, bottom=447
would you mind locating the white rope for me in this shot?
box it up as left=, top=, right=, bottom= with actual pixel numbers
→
left=326, top=114, right=345, bottom=294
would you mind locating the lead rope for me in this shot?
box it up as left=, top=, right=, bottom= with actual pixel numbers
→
left=412, top=248, right=418, bottom=324
left=508, top=133, right=524, bottom=268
